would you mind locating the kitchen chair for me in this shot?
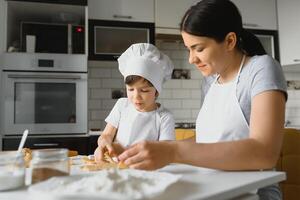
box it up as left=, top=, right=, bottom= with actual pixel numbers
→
left=276, top=128, right=300, bottom=200
left=175, top=129, right=195, bottom=140
left=68, top=150, right=78, bottom=157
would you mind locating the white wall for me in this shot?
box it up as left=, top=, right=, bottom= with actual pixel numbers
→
left=87, top=40, right=203, bottom=130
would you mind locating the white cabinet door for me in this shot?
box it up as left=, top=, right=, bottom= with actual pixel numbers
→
left=277, top=0, right=300, bottom=66
left=155, top=0, right=198, bottom=34
left=231, top=0, right=277, bottom=30
left=88, top=0, right=154, bottom=22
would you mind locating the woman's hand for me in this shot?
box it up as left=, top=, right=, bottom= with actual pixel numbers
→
left=118, top=141, right=176, bottom=170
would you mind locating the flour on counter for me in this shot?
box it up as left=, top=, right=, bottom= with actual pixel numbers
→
left=28, top=168, right=181, bottom=199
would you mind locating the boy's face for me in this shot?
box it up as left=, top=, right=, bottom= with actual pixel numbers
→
left=126, top=78, right=157, bottom=112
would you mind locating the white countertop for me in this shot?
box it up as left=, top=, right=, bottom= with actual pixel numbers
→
left=0, top=164, right=286, bottom=200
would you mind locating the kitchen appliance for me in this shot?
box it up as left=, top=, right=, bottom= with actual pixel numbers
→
left=88, top=19, right=155, bottom=60
left=1, top=53, right=87, bottom=136
left=21, top=22, right=85, bottom=54
left=247, top=29, right=280, bottom=61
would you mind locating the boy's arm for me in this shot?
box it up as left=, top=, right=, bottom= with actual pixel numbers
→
left=94, top=123, right=118, bottom=162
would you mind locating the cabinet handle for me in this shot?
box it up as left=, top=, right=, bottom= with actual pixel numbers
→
left=243, top=23, right=259, bottom=28
left=33, top=143, right=59, bottom=147
left=113, top=14, right=132, bottom=19
left=293, top=59, right=300, bottom=62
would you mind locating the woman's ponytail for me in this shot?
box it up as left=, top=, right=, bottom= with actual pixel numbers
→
left=239, top=29, right=266, bottom=56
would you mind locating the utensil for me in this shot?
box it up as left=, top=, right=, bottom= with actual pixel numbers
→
left=17, top=129, right=29, bottom=154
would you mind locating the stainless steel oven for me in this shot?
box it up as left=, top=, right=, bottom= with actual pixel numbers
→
left=1, top=53, right=87, bottom=136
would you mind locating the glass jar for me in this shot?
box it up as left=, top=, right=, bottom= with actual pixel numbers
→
left=0, top=151, right=25, bottom=191
left=30, top=148, right=69, bottom=184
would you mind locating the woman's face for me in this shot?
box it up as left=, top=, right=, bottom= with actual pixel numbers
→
left=126, top=78, right=157, bottom=112
left=182, top=31, right=230, bottom=77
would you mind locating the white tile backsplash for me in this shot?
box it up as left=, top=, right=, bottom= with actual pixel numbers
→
left=88, top=41, right=202, bottom=130
left=88, top=79, right=101, bottom=88
left=90, top=89, right=111, bottom=99
left=102, top=79, right=124, bottom=88
left=88, top=41, right=300, bottom=130
left=88, top=100, right=102, bottom=109
left=182, top=100, right=201, bottom=109
left=89, top=68, right=111, bottom=78
left=102, top=99, right=118, bottom=109
left=161, top=99, right=182, bottom=109
left=171, top=89, right=191, bottom=99
left=182, top=80, right=201, bottom=89
left=163, top=80, right=182, bottom=89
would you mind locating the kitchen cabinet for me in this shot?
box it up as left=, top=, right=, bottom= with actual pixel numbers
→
left=155, top=0, right=198, bottom=34
left=277, top=0, right=300, bottom=66
left=0, top=0, right=6, bottom=53
left=88, top=0, right=154, bottom=22
left=2, top=136, right=89, bottom=155
left=155, top=0, right=277, bottom=34
left=231, top=0, right=277, bottom=30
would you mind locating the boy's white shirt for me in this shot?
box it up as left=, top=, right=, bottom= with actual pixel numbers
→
left=105, top=98, right=175, bottom=147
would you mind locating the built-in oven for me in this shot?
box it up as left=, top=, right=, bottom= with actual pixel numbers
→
left=0, top=53, right=87, bottom=136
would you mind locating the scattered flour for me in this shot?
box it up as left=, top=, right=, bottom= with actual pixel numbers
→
left=29, top=168, right=180, bottom=199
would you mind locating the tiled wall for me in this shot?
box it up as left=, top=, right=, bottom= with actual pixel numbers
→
left=88, top=41, right=203, bottom=130
left=88, top=41, right=300, bottom=131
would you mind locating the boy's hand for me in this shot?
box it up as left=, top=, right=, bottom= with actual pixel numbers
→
left=94, top=141, right=126, bottom=163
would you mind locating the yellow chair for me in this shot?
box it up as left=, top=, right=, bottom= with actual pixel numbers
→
left=276, top=128, right=300, bottom=200
left=68, top=150, right=78, bottom=157
left=175, top=129, right=195, bottom=140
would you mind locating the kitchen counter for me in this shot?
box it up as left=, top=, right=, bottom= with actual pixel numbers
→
left=0, top=164, right=286, bottom=200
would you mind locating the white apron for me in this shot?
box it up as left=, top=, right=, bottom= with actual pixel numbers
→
left=196, top=55, right=249, bottom=143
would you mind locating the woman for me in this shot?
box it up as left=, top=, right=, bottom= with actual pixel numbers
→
left=117, top=0, right=287, bottom=199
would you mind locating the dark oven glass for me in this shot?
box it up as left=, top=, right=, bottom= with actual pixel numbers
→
left=14, top=82, right=76, bottom=124
left=89, top=19, right=154, bottom=60
left=95, top=27, right=148, bottom=54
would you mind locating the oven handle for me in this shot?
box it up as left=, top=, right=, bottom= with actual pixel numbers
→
left=33, top=143, right=60, bottom=147
left=7, top=74, right=83, bottom=80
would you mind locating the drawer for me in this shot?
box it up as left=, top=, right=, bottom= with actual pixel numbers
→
left=2, top=136, right=89, bottom=155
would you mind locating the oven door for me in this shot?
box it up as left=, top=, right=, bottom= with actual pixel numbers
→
left=2, top=71, right=87, bottom=135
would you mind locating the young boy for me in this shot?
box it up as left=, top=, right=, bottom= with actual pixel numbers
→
left=94, top=43, right=175, bottom=162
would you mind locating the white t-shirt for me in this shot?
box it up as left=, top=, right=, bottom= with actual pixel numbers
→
left=105, top=98, right=175, bottom=147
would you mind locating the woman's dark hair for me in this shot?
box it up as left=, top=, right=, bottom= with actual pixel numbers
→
left=125, top=75, right=154, bottom=87
left=180, top=0, right=266, bottom=56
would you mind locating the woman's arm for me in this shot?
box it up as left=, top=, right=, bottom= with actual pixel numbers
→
left=119, top=91, right=285, bottom=170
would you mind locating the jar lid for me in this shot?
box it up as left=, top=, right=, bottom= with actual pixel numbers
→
left=32, top=148, right=68, bottom=162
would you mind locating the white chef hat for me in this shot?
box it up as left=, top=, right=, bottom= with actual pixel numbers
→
left=118, top=43, right=174, bottom=94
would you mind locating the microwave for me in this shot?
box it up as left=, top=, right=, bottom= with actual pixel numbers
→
left=21, top=22, right=85, bottom=54
left=88, top=19, right=155, bottom=60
